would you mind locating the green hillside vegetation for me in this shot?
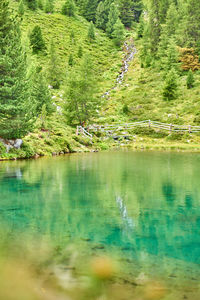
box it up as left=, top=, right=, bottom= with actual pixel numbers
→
left=1, top=0, right=200, bottom=160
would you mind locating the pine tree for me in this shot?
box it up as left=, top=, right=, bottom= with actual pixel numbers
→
left=48, top=40, right=60, bottom=89
left=26, top=0, right=37, bottom=10
left=0, top=1, right=34, bottom=139
left=131, top=0, right=143, bottom=22
left=163, top=68, right=178, bottom=100
left=186, top=69, right=195, bottom=89
left=45, top=0, right=54, bottom=13
left=38, top=0, right=43, bottom=10
left=96, top=1, right=106, bottom=30
left=148, top=0, right=161, bottom=54
left=186, top=0, right=200, bottom=51
left=62, top=0, right=76, bottom=17
left=106, top=3, right=119, bottom=38
left=32, top=68, right=54, bottom=115
left=112, top=18, right=125, bottom=46
left=87, top=21, right=95, bottom=41
left=18, top=0, right=24, bottom=17
left=165, top=3, right=178, bottom=38
left=78, top=45, right=83, bottom=58
left=30, top=25, right=46, bottom=54
left=82, top=0, right=98, bottom=22
left=64, top=55, right=100, bottom=125
left=68, top=53, right=74, bottom=66
left=119, top=0, right=133, bottom=28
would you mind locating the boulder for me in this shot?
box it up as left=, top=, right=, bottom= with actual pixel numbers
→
left=14, top=139, right=23, bottom=149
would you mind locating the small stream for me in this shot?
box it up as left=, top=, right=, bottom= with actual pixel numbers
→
left=102, top=39, right=137, bottom=97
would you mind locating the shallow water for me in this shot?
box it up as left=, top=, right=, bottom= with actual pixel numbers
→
left=0, top=151, right=200, bottom=296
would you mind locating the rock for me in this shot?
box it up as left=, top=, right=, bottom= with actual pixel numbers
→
left=8, top=140, right=15, bottom=146
left=60, top=151, right=64, bottom=155
left=52, top=152, right=57, bottom=156
left=14, top=139, right=23, bottom=149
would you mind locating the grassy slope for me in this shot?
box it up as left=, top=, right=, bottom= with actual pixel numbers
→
left=101, top=39, right=200, bottom=151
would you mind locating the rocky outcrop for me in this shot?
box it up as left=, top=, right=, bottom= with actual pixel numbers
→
left=0, top=138, right=23, bottom=153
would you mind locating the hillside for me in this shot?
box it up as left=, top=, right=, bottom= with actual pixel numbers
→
left=1, top=0, right=200, bottom=160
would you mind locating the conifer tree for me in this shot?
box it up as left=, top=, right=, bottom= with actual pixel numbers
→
left=131, top=0, right=143, bottom=22
left=163, top=68, right=178, bottom=100
left=30, top=25, right=46, bottom=54
left=82, top=0, right=98, bottom=22
left=18, top=0, right=24, bottom=17
left=119, top=0, right=133, bottom=28
left=165, top=3, right=178, bottom=38
left=38, top=0, right=43, bottom=10
left=112, top=18, right=125, bottom=46
left=32, top=68, right=54, bottom=115
left=45, top=0, right=54, bottom=13
left=68, top=53, right=74, bottom=66
left=186, top=0, right=200, bottom=51
left=186, top=69, right=195, bottom=89
left=64, top=55, right=100, bottom=125
left=26, top=0, right=37, bottom=10
left=87, top=21, right=95, bottom=41
left=62, top=0, right=76, bottom=17
left=106, top=3, right=119, bottom=38
left=0, top=1, right=34, bottom=138
left=48, top=40, right=60, bottom=89
left=78, top=45, right=83, bottom=58
left=148, top=0, right=161, bottom=54
left=96, top=1, right=106, bottom=30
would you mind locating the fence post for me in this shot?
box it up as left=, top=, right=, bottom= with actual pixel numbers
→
left=188, top=125, right=191, bottom=133
left=148, top=120, right=151, bottom=128
left=170, top=123, right=173, bottom=132
left=76, top=126, right=79, bottom=136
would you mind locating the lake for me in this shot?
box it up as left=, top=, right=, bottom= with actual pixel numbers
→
left=0, top=151, right=200, bottom=298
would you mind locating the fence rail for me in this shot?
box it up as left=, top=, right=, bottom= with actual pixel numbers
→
left=77, top=120, right=200, bottom=139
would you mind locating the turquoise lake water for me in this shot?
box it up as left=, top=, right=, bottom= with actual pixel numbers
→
left=0, top=151, right=200, bottom=293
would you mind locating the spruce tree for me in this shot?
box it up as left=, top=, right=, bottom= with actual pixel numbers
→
left=78, top=45, right=83, bottom=58
left=112, top=18, right=125, bottom=46
left=48, top=40, right=60, bottom=89
left=165, top=3, right=178, bottom=38
left=186, top=69, right=195, bottom=89
left=68, top=53, right=74, bottom=66
left=148, top=0, right=161, bottom=54
left=119, top=0, right=133, bottom=28
left=82, top=0, right=98, bottom=22
left=45, top=0, right=54, bottom=13
left=106, top=3, right=119, bottom=38
left=30, top=25, right=46, bottom=54
left=38, top=0, right=43, bottom=10
left=18, top=0, right=24, bottom=17
left=0, top=1, right=34, bottom=139
left=163, top=68, right=178, bottom=100
left=26, top=0, right=37, bottom=10
left=64, top=55, right=100, bottom=125
left=131, top=0, right=143, bottom=22
left=87, top=21, right=95, bottom=41
left=96, top=1, right=106, bottom=30
left=186, top=0, right=200, bottom=51
left=62, top=0, right=76, bottom=17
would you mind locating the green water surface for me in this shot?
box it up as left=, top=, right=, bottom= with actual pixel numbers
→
left=0, top=151, right=200, bottom=289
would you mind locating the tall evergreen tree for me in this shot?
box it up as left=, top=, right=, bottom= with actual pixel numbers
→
left=62, top=0, right=76, bottom=17
left=163, top=68, right=178, bottom=100
left=82, top=0, right=98, bottom=22
left=18, top=0, right=25, bottom=17
left=112, top=18, right=125, bottom=46
left=87, top=21, right=95, bottom=41
left=186, top=0, right=200, bottom=51
left=45, top=0, right=54, bottom=13
left=148, top=0, right=161, bottom=54
left=186, top=69, right=195, bottom=89
left=119, top=0, right=133, bottom=28
left=30, top=25, right=46, bottom=54
left=26, top=0, right=37, bottom=10
left=0, top=1, right=34, bottom=138
left=64, top=55, right=100, bottom=125
left=106, top=3, right=119, bottom=38
left=165, top=3, right=178, bottom=38
left=96, top=1, right=107, bottom=30
left=48, top=40, right=60, bottom=89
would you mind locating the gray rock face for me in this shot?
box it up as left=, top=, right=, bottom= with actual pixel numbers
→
left=14, top=139, right=23, bottom=149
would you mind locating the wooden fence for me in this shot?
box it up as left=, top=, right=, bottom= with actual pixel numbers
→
left=77, top=120, right=200, bottom=139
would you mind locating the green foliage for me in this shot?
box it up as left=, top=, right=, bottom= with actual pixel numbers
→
left=68, top=53, right=74, bottom=66
left=119, top=0, right=133, bottom=28
left=26, top=0, right=37, bottom=10
left=38, top=0, right=43, bottom=10
left=96, top=1, right=106, bottom=30
left=106, top=3, right=119, bottom=38
left=64, top=55, right=101, bottom=125
left=30, top=25, right=46, bottom=54
left=186, top=69, right=195, bottom=89
left=163, top=68, right=179, bottom=100
left=78, top=45, right=83, bottom=58
left=0, top=142, right=6, bottom=155
left=112, top=18, right=125, bottom=46
left=62, top=0, right=76, bottom=17
left=45, top=0, right=54, bottom=13
left=18, top=0, right=25, bottom=17
left=82, top=0, right=98, bottom=22
left=87, top=21, right=95, bottom=41
left=0, top=1, right=34, bottom=139
left=48, top=40, right=60, bottom=89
